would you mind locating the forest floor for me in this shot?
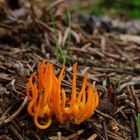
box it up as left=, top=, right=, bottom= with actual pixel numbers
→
left=0, top=0, right=140, bottom=140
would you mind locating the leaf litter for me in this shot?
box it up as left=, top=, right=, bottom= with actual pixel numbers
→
left=0, top=0, right=140, bottom=140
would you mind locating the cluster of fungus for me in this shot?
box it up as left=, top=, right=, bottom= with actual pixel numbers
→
left=26, top=60, right=99, bottom=129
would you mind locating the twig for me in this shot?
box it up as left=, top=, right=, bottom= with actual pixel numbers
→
left=118, top=80, right=140, bottom=92
left=95, top=109, right=116, bottom=121
left=87, top=133, right=97, bottom=140
left=102, top=121, right=108, bottom=140
left=130, top=85, right=140, bottom=113
left=0, top=105, right=13, bottom=125
left=66, top=129, right=84, bottom=139
left=48, top=0, right=64, bottom=11
left=9, top=124, right=24, bottom=140
left=3, top=96, right=28, bottom=124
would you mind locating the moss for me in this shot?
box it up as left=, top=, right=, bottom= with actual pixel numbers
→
left=90, top=0, right=140, bottom=19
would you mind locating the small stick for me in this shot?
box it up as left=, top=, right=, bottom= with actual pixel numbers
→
left=3, top=96, right=28, bottom=124
left=48, top=0, right=64, bottom=11
left=130, top=85, right=140, bottom=113
left=87, top=133, right=97, bottom=140
left=102, top=121, right=108, bottom=140
left=66, top=129, right=84, bottom=139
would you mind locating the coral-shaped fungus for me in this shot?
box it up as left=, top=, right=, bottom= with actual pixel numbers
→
left=26, top=60, right=99, bottom=129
